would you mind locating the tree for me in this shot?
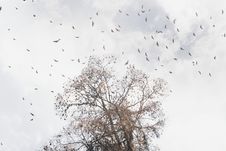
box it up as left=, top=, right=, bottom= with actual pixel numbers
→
left=41, top=56, right=167, bottom=151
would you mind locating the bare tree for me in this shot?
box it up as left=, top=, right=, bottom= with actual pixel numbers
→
left=41, top=56, right=167, bottom=151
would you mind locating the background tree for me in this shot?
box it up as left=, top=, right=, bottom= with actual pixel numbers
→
left=41, top=56, right=168, bottom=151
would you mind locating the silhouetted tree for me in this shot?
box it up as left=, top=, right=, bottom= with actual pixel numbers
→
left=41, top=56, right=167, bottom=151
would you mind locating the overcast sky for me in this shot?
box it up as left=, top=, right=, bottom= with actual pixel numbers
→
left=0, top=0, right=226, bottom=151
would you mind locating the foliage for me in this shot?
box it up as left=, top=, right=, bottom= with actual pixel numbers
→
left=41, top=56, right=167, bottom=151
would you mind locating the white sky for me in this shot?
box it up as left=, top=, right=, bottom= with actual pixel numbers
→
left=0, top=0, right=226, bottom=151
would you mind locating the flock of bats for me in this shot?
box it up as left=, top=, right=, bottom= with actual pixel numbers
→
left=0, top=0, right=225, bottom=148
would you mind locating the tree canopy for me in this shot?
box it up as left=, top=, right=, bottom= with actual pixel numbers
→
left=41, top=56, right=167, bottom=151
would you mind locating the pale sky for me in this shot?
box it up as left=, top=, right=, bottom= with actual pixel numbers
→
left=0, top=0, right=226, bottom=151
